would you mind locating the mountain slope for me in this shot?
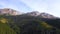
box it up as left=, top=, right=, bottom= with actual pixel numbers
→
left=0, top=9, right=60, bottom=34
left=0, top=22, right=16, bottom=34
left=3, top=14, right=60, bottom=34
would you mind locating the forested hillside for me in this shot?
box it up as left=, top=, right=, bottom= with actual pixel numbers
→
left=0, top=15, right=60, bottom=34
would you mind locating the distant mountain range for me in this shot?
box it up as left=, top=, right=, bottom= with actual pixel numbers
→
left=0, top=8, right=59, bottom=19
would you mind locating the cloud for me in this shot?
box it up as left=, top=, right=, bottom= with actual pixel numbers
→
left=20, top=0, right=60, bottom=17
left=20, top=0, right=48, bottom=12
left=0, top=0, right=18, bottom=10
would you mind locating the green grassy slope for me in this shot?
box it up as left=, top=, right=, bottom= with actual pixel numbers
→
left=0, top=22, right=16, bottom=34
left=0, top=15, right=60, bottom=34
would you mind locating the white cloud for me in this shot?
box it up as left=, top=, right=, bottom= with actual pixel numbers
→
left=20, top=0, right=48, bottom=12
left=20, top=0, right=60, bottom=17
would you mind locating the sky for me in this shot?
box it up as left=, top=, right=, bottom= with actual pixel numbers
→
left=0, top=0, right=60, bottom=17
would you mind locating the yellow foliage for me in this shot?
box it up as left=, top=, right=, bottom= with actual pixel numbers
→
left=41, top=22, right=52, bottom=29
left=0, top=18, right=8, bottom=23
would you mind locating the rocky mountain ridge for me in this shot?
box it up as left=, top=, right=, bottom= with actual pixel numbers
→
left=25, top=11, right=57, bottom=19
left=0, top=8, right=58, bottom=19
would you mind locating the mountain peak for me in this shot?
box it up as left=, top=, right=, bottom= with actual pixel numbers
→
left=0, top=8, right=20, bottom=16
left=39, top=12, right=56, bottom=19
left=26, top=11, right=40, bottom=16
left=25, top=11, right=57, bottom=19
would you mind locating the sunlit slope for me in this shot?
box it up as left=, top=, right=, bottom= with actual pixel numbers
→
left=0, top=22, right=16, bottom=34
left=0, top=15, right=20, bottom=34
left=0, top=15, right=60, bottom=34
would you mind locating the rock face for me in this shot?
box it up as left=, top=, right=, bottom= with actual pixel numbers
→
left=39, top=13, right=56, bottom=19
left=25, top=11, right=40, bottom=16
left=25, top=11, right=56, bottom=19
left=0, top=8, right=19, bottom=15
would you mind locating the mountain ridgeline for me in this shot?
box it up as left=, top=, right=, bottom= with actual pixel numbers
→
left=0, top=8, right=60, bottom=34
